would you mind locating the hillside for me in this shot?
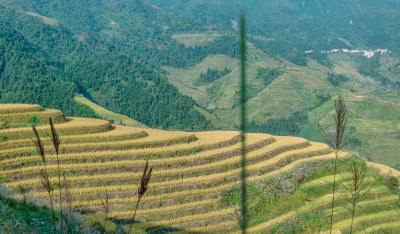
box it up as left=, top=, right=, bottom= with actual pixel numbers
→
left=0, top=23, right=97, bottom=118
left=162, top=32, right=400, bottom=170
left=1, top=0, right=399, bottom=169
left=148, top=0, right=400, bottom=52
left=74, top=96, right=148, bottom=128
left=0, top=187, right=106, bottom=233
left=0, top=1, right=214, bottom=130
left=1, top=103, right=399, bottom=233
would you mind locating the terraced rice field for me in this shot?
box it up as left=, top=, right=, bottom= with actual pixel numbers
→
left=243, top=182, right=397, bottom=233
left=74, top=96, right=148, bottom=128
left=0, top=107, right=65, bottom=126
left=0, top=103, right=398, bottom=233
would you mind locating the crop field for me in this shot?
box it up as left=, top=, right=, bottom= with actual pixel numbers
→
left=74, top=96, right=148, bottom=128
left=0, top=103, right=398, bottom=233
left=171, top=32, right=222, bottom=47
left=0, top=108, right=65, bottom=125
left=218, top=171, right=397, bottom=234
left=0, top=104, right=43, bottom=113
left=0, top=117, right=111, bottom=140
left=163, top=41, right=332, bottom=127
left=165, top=33, right=400, bottom=169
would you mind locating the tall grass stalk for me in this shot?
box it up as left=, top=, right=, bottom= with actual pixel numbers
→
left=324, top=95, right=353, bottom=233
left=32, top=124, right=56, bottom=233
left=338, top=158, right=371, bottom=234
left=239, top=11, right=248, bottom=233
left=128, top=161, right=153, bottom=233
left=49, top=118, right=63, bottom=233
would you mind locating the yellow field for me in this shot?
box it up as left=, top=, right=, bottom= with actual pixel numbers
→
left=0, top=103, right=397, bottom=233
left=0, top=108, right=65, bottom=125
left=74, top=96, right=147, bottom=128
left=0, top=117, right=111, bottom=140
left=0, top=125, right=146, bottom=147
left=0, top=103, right=43, bottom=113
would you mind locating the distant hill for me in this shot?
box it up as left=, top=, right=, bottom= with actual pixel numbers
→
left=162, top=32, right=400, bottom=169
left=148, top=0, right=400, bottom=52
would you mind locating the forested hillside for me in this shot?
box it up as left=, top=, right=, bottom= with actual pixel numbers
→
left=149, top=0, right=400, bottom=51
left=0, top=2, right=218, bottom=130
left=0, top=24, right=96, bottom=117
left=0, top=0, right=399, bottom=168
left=0, top=0, right=238, bottom=69
left=149, top=0, right=400, bottom=66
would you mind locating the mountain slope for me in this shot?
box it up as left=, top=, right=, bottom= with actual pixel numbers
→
left=1, top=0, right=399, bottom=167
left=0, top=4, right=212, bottom=130
left=0, top=0, right=238, bottom=68
left=74, top=96, right=148, bottom=128
left=162, top=30, right=400, bottom=169
left=0, top=103, right=399, bottom=233
left=0, top=23, right=97, bottom=118
left=148, top=0, right=400, bottom=52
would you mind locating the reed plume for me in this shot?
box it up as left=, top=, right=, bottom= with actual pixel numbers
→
left=49, top=118, right=63, bottom=233
left=32, top=124, right=56, bottom=233
left=324, top=95, right=353, bottom=233
left=338, top=158, right=371, bottom=234
left=128, top=161, right=153, bottom=233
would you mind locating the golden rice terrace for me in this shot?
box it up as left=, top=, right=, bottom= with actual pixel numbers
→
left=0, top=104, right=399, bottom=233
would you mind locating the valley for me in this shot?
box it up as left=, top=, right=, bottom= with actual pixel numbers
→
left=164, top=32, right=400, bottom=170
left=0, top=0, right=398, bottom=168
left=0, top=0, right=399, bottom=233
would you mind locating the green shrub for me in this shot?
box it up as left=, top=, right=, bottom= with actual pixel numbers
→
left=386, top=176, right=399, bottom=190
left=0, top=135, right=7, bottom=142
left=29, top=115, right=38, bottom=125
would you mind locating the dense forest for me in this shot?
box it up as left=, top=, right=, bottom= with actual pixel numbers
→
left=247, top=111, right=309, bottom=136
left=0, top=4, right=213, bottom=130
left=196, top=68, right=231, bottom=84
left=0, top=25, right=97, bottom=118
left=327, top=73, right=349, bottom=87
left=0, top=0, right=239, bottom=69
